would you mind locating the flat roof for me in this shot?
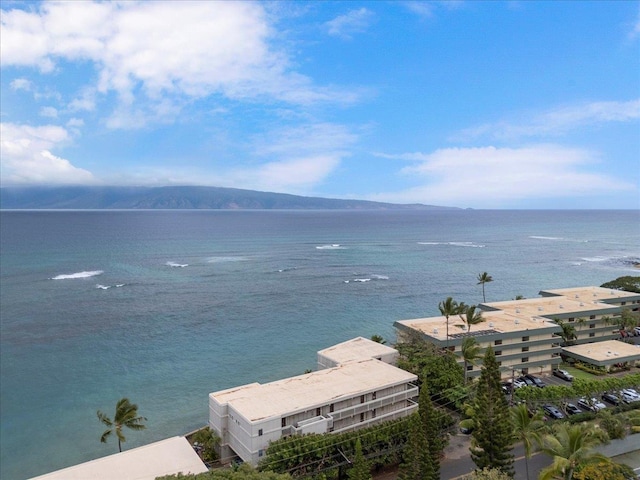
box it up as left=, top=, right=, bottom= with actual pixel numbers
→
left=317, top=336, right=398, bottom=365
left=539, top=286, right=640, bottom=303
left=482, top=296, right=617, bottom=318
left=30, top=436, right=208, bottom=480
left=395, top=309, right=558, bottom=342
left=210, top=359, right=417, bottom=422
left=562, top=340, right=640, bottom=365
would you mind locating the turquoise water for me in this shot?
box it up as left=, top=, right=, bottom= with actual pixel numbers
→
left=1, top=210, right=639, bottom=479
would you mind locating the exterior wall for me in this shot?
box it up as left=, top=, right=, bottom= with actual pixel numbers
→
left=210, top=377, right=418, bottom=466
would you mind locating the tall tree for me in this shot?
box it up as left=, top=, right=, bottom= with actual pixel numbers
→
left=537, top=423, right=609, bottom=480
left=461, top=337, right=482, bottom=383
left=419, top=384, right=443, bottom=480
left=477, top=272, right=493, bottom=302
left=97, top=397, right=147, bottom=452
left=459, top=304, right=486, bottom=334
left=470, top=345, right=514, bottom=476
left=347, top=438, right=372, bottom=480
left=438, top=297, right=464, bottom=349
left=398, top=413, right=434, bottom=480
left=370, top=334, right=386, bottom=344
left=510, top=404, right=545, bottom=480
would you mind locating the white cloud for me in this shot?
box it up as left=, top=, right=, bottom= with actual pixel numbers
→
left=39, top=106, right=58, bottom=118
left=371, top=145, right=635, bottom=208
left=325, top=8, right=374, bottom=39
left=457, top=99, right=640, bottom=141
left=0, top=123, right=95, bottom=185
left=10, top=78, right=32, bottom=91
left=630, top=7, right=640, bottom=40
left=401, top=1, right=434, bottom=18
left=1, top=1, right=359, bottom=128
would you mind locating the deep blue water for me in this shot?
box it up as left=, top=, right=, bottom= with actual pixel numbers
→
left=1, top=209, right=639, bottom=479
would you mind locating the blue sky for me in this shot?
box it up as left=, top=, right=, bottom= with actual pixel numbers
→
left=1, top=1, right=639, bottom=208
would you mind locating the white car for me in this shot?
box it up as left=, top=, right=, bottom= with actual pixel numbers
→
left=620, top=389, right=640, bottom=403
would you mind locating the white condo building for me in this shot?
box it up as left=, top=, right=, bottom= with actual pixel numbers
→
left=209, top=338, right=417, bottom=465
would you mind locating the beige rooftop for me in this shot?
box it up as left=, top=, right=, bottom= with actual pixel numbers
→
left=396, top=309, right=558, bottom=341
left=317, top=336, right=397, bottom=364
left=29, top=436, right=208, bottom=480
left=540, top=286, right=640, bottom=302
left=562, top=340, right=640, bottom=363
left=210, top=358, right=417, bottom=422
left=483, top=296, right=616, bottom=319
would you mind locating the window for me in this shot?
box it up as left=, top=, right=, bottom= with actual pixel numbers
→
left=522, top=336, right=529, bottom=342
left=360, top=395, right=365, bottom=404
left=258, top=429, right=263, bottom=436
left=495, top=339, right=503, bottom=345
left=568, top=317, right=575, bottom=322
left=495, top=350, right=502, bottom=356
left=589, top=332, right=595, bottom=337
left=589, top=315, right=596, bottom=320
left=467, top=365, right=473, bottom=371
left=281, top=418, right=286, bottom=428
left=360, top=413, right=365, bottom=422
left=316, top=407, right=321, bottom=416
left=522, top=347, right=529, bottom=352
left=497, top=361, right=502, bottom=367
left=330, top=403, right=334, bottom=413
left=372, top=409, right=377, bottom=418
left=589, top=324, right=595, bottom=329
left=522, top=368, right=529, bottom=374
left=521, top=357, right=529, bottom=363
left=259, top=449, right=264, bottom=457
left=372, top=391, right=377, bottom=400
left=621, top=302, right=626, bottom=306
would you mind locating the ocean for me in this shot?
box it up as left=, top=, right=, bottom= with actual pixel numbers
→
left=1, top=209, right=639, bottom=479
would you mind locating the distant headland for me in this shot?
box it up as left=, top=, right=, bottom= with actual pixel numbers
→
left=0, top=186, right=457, bottom=210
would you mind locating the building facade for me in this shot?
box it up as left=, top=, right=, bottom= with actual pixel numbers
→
left=395, top=286, right=639, bottom=379
left=209, top=343, right=418, bottom=465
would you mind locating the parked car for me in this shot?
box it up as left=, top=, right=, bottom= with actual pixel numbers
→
left=602, top=392, right=620, bottom=406
left=524, top=374, right=546, bottom=388
left=578, top=397, right=606, bottom=412
left=543, top=404, right=565, bottom=419
left=620, top=390, right=640, bottom=403
left=634, top=326, right=640, bottom=336
left=565, top=403, right=582, bottom=415
left=552, top=369, right=574, bottom=382
left=513, top=378, right=526, bottom=389
left=518, top=376, right=535, bottom=387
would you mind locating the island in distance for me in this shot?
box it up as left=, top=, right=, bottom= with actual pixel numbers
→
left=0, top=186, right=457, bottom=210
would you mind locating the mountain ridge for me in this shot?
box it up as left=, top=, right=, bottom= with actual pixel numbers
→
left=0, top=186, right=457, bottom=210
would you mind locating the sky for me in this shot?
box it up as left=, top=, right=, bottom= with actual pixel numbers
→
left=1, top=1, right=639, bottom=209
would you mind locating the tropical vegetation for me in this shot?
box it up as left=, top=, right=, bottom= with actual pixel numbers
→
left=97, top=397, right=147, bottom=452
left=477, top=272, right=493, bottom=302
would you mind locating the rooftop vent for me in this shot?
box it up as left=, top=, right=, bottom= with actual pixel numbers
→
left=575, top=294, right=579, bottom=299
left=516, top=308, right=520, bottom=313
left=515, top=319, right=520, bottom=324
left=433, top=328, right=438, bottom=334
left=559, top=304, right=564, bottom=309
left=580, top=302, right=584, bottom=306
left=489, top=322, right=494, bottom=328
left=538, top=307, right=543, bottom=311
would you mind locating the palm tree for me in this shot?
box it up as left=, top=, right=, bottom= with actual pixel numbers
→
left=510, top=404, right=545, bottom=480
left=461, top=337, right=481, bottom=382
left=459, top=304, right=485, bottom=334
left=438, top=297, right=463, bottom=349
left=537, top=423, right=609, bottom=480
left=554, top=319, right=577, bottom=346
left=477, top=272, right=493, bottom=303
left=370, top=334, right=386, bottom=344
left=97, top=397, right=147, bottom=452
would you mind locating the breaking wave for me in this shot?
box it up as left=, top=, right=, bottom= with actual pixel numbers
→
left=51, top=270, right=103, bottom=280
left=418, top=241, right=485, bottom=248
left=316, top=244, right=345, bottom=250
left=166, top=262, right=188, bottom=268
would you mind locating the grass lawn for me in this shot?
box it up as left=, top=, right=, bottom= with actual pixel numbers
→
left=559, top=364, right=599, bottom=381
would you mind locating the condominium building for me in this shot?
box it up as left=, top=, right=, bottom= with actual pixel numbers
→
left=395, top=309, right=564, bottom=378
left=209, top=343, right=418, bottom=465
left=317, top=336, right=399, bottom=369
left=482, top=295, right=621, bottom=346
left=394, top=286, right=636, bottom=378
